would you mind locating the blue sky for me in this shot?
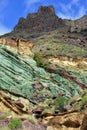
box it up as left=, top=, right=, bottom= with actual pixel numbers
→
left=0, top=0, right=87, bottom=35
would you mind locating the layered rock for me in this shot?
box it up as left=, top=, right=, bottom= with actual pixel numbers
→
left=0, top=43, right=85, bottom=104
left=0, top=90, right=32, bottom=114
left=0, top=37, right=33, bottom=57
left=45, top=111, right=84, bottom=130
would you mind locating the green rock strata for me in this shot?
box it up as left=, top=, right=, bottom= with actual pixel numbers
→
left=0, top=44, right=84, bottom=103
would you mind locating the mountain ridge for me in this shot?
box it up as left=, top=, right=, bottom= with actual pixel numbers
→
left=1, top=5, right=87, bottom=59
left=1, top=5, right=87, bottom=40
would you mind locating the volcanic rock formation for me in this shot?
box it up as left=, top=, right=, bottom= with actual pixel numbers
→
left=3, top=5, right=70, bottom=39
left=14, top=5, right=66, bottom=33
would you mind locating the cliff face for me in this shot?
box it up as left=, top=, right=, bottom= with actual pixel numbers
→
left=13, top=6, right=67, bottom=34
left=8, top=6, right=68, bottom=38
left=75, top=15, right=87, bottom=35
left=65, top=15, right=87, bottom=34
left=0, top=37, right=33, bottom=57
left=3, top=5, right=87, bottom=41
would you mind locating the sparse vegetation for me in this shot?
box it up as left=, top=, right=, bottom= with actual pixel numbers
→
left=27, top=115, right=37, bottom=124
left=33, top=30, right=87, bottom=58
left=8, top=118, right=22, bottom=130
left=81, top=94, right=87, bottom=107
left=0, top=112, right=9, bottom=120
left=0, top=127, right=10, bottom=130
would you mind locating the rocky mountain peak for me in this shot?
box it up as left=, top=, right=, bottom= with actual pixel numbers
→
left=38, top=5, right=55, bottom=16
left=4, top=5, right=87, bottom=40
left=12, top=5, right=67, bottom=39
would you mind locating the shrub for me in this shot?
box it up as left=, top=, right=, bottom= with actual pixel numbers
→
left=34, top=52, right=48, bottom=70
left=8, top=118, right=22, bottom=130
left=82, top=94, right=87, bottom=105
left=80, top=94, right=87, bottom=110
left=54, top=96, right=68, bottom=112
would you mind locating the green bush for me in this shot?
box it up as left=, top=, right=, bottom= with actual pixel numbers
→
left=34, top=52, right=48, bottom=70
left=8, top=118, right=22, bottom=130
left=81, top=94, right=87, bottom=106
left=54, top=97, right=68, bottom=112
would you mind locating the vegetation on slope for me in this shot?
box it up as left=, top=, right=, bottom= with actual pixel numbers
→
left=33, top=31, right=87, bottom=58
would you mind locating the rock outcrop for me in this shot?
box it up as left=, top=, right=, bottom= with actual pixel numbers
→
left=44, top=111, right=84, bottom=130
left=0, top=37, right=34, bottom=57
left=0, top=90, right=32, bottom=114
left=2, top=5, right=87, bottom=42
left=14, top=5, right=66, bottom=33
left=3, top=5, right=70, bottom=39
left=67, top=15, right=87, bottom=34
left=75, top=15, right=87, bottom=34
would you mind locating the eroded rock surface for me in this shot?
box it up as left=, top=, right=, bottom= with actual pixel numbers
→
left=0, top=43, right=85, bottom=104
left=0, top=37, right=34, bottom=57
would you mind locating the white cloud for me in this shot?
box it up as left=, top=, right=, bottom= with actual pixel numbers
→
left=75, top=6, right=86, bottom=19
left=57, top=0, right=87, bottom=19
left=24, top=0, right=44, bottom=12
left=58, top=12, right=71, bottom=19
left=0, top=22, right=11, bottom=35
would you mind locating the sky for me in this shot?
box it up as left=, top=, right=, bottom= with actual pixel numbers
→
left=0, top=0, right=87, bottom=35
